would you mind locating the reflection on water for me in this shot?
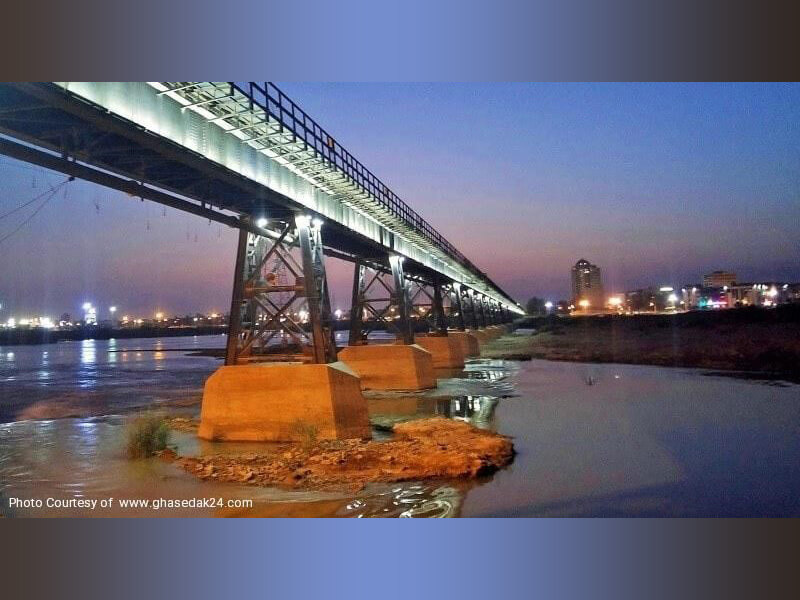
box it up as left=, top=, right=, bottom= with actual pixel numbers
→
left=0, top=335, right=224, bottom=422
left=0, top=415, right=480, bottom=518
left=0, top=339, right=509, bottom=518
left=343, top=484, right=463, bottom=518
left=3, top=335, right=799, bottom=517
left=368, top=394, right=499, bottom=433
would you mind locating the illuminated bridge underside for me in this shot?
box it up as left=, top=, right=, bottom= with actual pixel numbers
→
left=0, top=82, right=521, bottom=312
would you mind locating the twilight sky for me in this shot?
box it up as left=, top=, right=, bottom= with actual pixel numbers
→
left=0, top=83, right=798, bottom=320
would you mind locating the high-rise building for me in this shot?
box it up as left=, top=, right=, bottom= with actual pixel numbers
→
left=571, top=259, right=604, bottom=310
left=702, top=270, right=737, bottom=289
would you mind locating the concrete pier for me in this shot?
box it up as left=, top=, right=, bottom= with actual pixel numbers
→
left=448, top=331, right=480, bottom=357
left=338, top=344, right=435, bottom=391
left=469, top=329, right=492, bottom=343
left=198, top=362, right=370, bottom=442
left=413, top=334, right=465, bottom=368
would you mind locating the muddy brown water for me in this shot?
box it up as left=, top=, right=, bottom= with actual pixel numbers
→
left=2, top=335, right=799, bottom=517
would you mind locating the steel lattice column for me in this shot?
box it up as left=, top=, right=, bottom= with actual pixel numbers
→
left=224, top=215, right=336, bottom=365
left=461, top=286, right=477, bottom=328
left=450, top=283, right=467, bottom=331
left=348, top=256, right=414, bottom=345
left=431, top=279, right=449, bottom=335
left=405, top=275, right=449, bottom=336
left=348, top=260, right=368, bottom=345
left=297, top=215, right=338, bottom=363
left=474, top=292, right=486, bottom=328
left=390, top=256, right=415, bottom=345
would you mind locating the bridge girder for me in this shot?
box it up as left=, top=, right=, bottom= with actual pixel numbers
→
left=0, top=82, right=523, bottom=332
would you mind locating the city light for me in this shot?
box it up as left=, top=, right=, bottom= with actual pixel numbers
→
left=579, top=299, right=590, bottom=309
left=155, top=312, right=164, bottom=320
left=544, top=301, right=553, bottom=310
left=109, top=306, right=117, bottom=314
left=82, top=303, right=97, bottom=325
left=607, top=297, right=622, bottom=307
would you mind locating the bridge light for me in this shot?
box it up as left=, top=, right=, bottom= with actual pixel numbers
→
left=256, top=217, right=268, bottom=228
left=312, top=218, right=324, bottom=228
left=295, top=215, right=311, bottom=228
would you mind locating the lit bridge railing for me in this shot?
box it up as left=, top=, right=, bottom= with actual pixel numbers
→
left=152, top=82, right=506, bottom=301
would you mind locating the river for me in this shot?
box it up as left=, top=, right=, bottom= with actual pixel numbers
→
left=1, top=335, right=799, bottom=517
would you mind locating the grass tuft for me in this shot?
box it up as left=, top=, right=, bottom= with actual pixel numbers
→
left=126, top=414, right=169, bottom=459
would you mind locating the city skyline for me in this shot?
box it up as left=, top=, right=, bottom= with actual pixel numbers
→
left=1, top=82, right=799, bottom=316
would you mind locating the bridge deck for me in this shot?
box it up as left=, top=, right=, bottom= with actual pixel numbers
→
left=0, top=82, right=521, bottom=312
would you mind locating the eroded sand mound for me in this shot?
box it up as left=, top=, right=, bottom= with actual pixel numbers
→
left=170, top=418, right=514, bottom=490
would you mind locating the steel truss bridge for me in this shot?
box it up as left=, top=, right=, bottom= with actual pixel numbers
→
left=0, top=82, right=523, bottom=364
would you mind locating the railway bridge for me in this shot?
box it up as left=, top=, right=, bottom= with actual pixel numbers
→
left=0, top=82, right=523, bottom=441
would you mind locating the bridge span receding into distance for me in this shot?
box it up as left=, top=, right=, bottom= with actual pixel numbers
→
left=0, top=82, right=522, bottom=441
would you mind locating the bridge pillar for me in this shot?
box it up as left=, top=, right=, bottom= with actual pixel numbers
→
left=200, top=215, right=370, bottom=442
left=339, top=255, right=434, bottom=390
left=408, top=276, right=465, bottom=369
left=486, top=300, right=505, bottom=337
left=444, top=282, right=479, bottom=358
left=466, top=292, right=493, bottom=343
left=450, top=283, right=467, bottom=332
left=478, top=293, right=488, bottom=328
left=461, top=286, right=478, bottom=329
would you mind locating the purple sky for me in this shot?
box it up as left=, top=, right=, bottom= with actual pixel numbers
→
left=1, top=83, right=799, bottom=320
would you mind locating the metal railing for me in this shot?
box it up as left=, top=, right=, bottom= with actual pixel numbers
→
left=231, top=82, right=488, bottom=280
left=157, top=81, right=515, bottom=307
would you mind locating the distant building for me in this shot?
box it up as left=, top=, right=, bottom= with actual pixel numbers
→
left=682, top=285, right=727, bottom=309
left=624, top=287, right=680, bottom=313
left=726, top=283, right=792, bottom=308
left=571, top=259, right=604, bottom=311
left=703, top=270, right=737, bottom=289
